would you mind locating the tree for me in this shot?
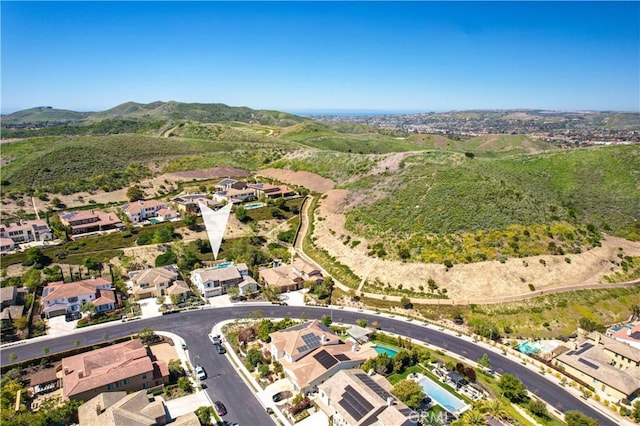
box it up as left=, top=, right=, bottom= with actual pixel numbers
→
left=455, top=409, right=487, bottom=426
left=257, top=319, right=274, bottom=342
left=170, top=293, right=182, bottom=306
left=246, top=348, right=264, bottom=369
left=195, top=406, right=215, bottom=425
left=177, top=376, right=192, bottom=393
left=631, top=401, right=640, bottom=422
left=138, top=327, right=157, bottom=345
left=227, top=286, right=239, bottom=299
left=477, top=399, right=509, bottom=422
left=21, top=268, right=42, bottom=291
left=271, top=207, right=285, bottom=219
left=50, top=197, right=62, bottom=208
left=126, top=185, right=145, bottom=202
left=25, top=247, right=48, bottom=268
left=400, top=296, right=413, bottom=309
left=498, top=373, right=527, bottom=402
left=356, top=318, right=368, bottom=328
left=528, top=399, right=548, bottom=418
left=80, top=302, right=96, bottom=318
left=12, top=316, right=28, bottom=330
left=155, top=250, right=177, bottom=267
left=469, top=318, right=500, bottom=340
left=391, top=379, right=425, bottom=409
left=477, top=353, right=492, bottom=370
left=564, top=410, right=598, bottom=426
left=183, top=214, right=198, bottom=230
left=82, top=256, right=102, bottom=273
left=321, top=314, right=333, bottom=327
left=235, top=206, right=249, bottom=222
left=168, top=359, right=184, bottom=379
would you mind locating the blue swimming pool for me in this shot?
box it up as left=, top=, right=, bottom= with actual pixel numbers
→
left=517, top=341, right=541, bottom=355
left=374, top=345, right=398, bottom=358
left=244, top=202, right=266, bottom=210
left=418, top=376, right=468, bottom=414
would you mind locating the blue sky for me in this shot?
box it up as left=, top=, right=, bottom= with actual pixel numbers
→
left=1, top=1, right=638, bottom=113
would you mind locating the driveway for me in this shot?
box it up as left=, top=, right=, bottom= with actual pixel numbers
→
left=206, top=294, right=233, bottom=308
left=47, top=315, right=78, bottom=337
left=164, top=391, right=211, bottom=419
left=138, top=297, right=162, bottom=318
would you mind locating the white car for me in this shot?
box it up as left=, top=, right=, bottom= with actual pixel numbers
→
left=208, top=334, right=221, bottom=345
left=195, top=366, right=206, bottom=380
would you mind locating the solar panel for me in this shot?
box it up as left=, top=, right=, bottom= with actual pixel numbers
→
left=354, top=372, right=394, bottom=401
left=573, top=343, right=593, bottom=356
left=313, top=350, right=338, bottom=369
left=578, top=358, right=600, bottom=370
left=339, top=385, right=374, bottom=421
left=335, top=354, right=350, bottom=361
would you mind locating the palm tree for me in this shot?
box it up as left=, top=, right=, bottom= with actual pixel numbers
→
left=453, top=409, right=488, bottom=426
left=476, top=398, right=510, bottom=422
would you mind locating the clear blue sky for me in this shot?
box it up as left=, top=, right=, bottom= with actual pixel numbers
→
left=2, top=1, right=638, bottom=113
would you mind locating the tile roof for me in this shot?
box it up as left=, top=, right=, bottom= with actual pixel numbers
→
left=0, top=286, right=16, bottom=304
left=42, top=277, right=112, bottom=303
left=166, top=280, right=190, bottom=295
left=292, top=258, right=321, bottom=276
left=121, top=200, right=168, bottom=215
left=258, top=265, right=302, bottom=288
left=271, top=320, right=336, bottom=359
left=589, top=332, right=640, bottom=362
left=93, top=289, right=116, bottom=306
left=193, top=266, right=242, bottom=283
left=62, top=339, right=164, bottom=400
left=78, top=390, right=169, bottom=426
left=131, top=266, right=179, bottom=286
left=29, top=367, right=59, bottom=386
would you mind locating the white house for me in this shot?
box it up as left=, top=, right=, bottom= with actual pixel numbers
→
left=0, top=220, right=52, bottom=244
left=41, top=277, right=116, bottom=318
left=190, top=262, right=253, bottom=297
left=120, top=200, right=176, bottom=223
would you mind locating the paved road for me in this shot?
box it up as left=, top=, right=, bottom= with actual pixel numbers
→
left=1, top=306, right=618, bottom=426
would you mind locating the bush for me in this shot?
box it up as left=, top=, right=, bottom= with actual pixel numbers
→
left=289, top=397, right=311, bottom=415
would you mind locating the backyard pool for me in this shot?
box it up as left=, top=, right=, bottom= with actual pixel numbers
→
left=374, top=345, right=398, bottom=358
left=418, top=376, right=468, bottom=414
left=244, top=202, right=266, bottom=210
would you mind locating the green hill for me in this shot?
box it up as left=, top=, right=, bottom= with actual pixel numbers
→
left=1, top=106, right=91, bottom=125
left=341, top=145, right=640, bottom=263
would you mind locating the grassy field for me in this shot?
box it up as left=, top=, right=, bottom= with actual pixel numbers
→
left=270, top=151, right=379, bottom=183
left=344, top=145, right=640, bottom=262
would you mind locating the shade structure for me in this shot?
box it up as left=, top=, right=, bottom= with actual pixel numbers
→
left=199, top=202, right=232, bottom=260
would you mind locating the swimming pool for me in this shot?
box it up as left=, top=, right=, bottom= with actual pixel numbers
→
left=374, top=345, right=398, bottom=358
left=418, top=376, right=468, bottom=414
left=517, top=341, right=541, bottom=355
left=244, top=202, right=266, bottom=210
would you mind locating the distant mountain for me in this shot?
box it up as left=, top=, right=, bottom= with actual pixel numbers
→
left=1, top=106, right=91, bottom=125
left=2, top=101, right=307, bottom=127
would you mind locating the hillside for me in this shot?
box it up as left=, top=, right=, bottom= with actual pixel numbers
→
left=1, top=101, right=306, bottom=129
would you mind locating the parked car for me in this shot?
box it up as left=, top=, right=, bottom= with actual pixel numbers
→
left=215, top=343, right=226, bottom=354
left=208, top=334, right=221, bottom=345
left=272, top=391, right=291, bottom=402
left=195, top=366, right=207, bottom=380
left=65, top=312, right=81, bottom=322
left=214, top=400, right=227, bottom=416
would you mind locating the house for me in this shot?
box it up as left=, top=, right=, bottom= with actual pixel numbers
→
left=1, top=305, right=24, bottom=332
left=216, top=178, right=248, bottom=191
left=78, top=390, right=174, bottom=426
left=1, top=286, right=17, bottom=309
left=129, top=266, right=181, bottom=299
left=166, top=280, right=191, bottom=303
left=61, top=339, right=170, bottom=401
left=29, top=367, right=60, bottom=396
left=269, top=320, right=378, bottom=393
left=121, top=200, right=176, bottom=223
left=41, top=277, right=117, bottom=318
left=555, top=332, right=640, bottom=402
left=238, top=275, right=259, bottom=296
left=317, top=369, right=414, bottom=426
left=172, top=193, right=221, bottom=215
left=0, top=237, right=15, bottom=253
left=346, top=325, right=372, bottom=343
left=247, top=183, right=296, bottom=199
left=258, top=257, right=323, bottom=293
left=213, top=187, right=257, bottom=204
left=190, top=262, right=251, bottom=297
left=0, top=220, right=52, bottom=244
left=608, top=322, right=640, bottom=350
left=59, top=210, right=123, bottom=236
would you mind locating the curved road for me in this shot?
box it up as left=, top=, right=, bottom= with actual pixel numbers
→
left=1, top=306, right=618, bottom=426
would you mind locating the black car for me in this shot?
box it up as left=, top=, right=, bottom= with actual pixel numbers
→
left=214, top=400, right=227, bottom=416
left=65, top=312, right=81, bottom=322
left=215, top=343, right=226, bottom=354
left=272, top=390, right=291, bottom=402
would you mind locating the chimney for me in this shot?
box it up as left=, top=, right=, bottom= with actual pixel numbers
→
left=96, top=404, right=102, bottom=415
left=367, top=369, right=375, bottom=376
left=595, top=334, right=601, bottom=346
left=627, top=329, right=632, bottom=337
left=321, top=334, right=327, bottom=344
left=64, top=367, right=70, bottom=375
left=78, top=370, right=84, bottom=378
left=351, top=343, right=359, bottom=353
left=387, top=397, right=393, bottom=407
